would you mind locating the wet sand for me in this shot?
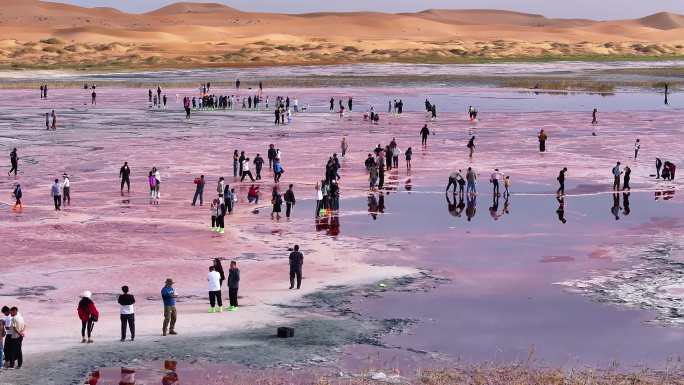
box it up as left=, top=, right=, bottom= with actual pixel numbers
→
left=0, top=84, right=683, bottom=384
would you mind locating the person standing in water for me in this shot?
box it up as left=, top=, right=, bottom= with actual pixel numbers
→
left=329, top=97, right=334, bottom=111
left=656, top=157, right=663, bottom=179
left=591, top=108, right=598, bottom=125
left=466, top=167, right=477, bottom=196
left=405, top=147, right=412, bottom=169
left=271, top=186, right=283, bottom=220
left=623, top=166, right=632, bottom=191
left=45, top=112, right=50, bottom=130
left=284, top=184, right=296, bottom=219
left=8, top=148, right=18, bottom=177
left=557, top=167, right=567, bottom=196
left=467, top=136, right=476, bottom=158
left=12, top=183, right=23, bottom=210
left=341, top=137, right=349, bottom=158
left=50, top=110, right=57, bottom=130
left=538, top=129, right=548, bottom=152
left=119, top=162, right=131, bottom=194
left=634, top=139, right=640, bottom=159
left=612, top=162, right=622, bottom=191
left=665, top=83, right=669, bottom=105
left=420, top=124, right=430, bottom=146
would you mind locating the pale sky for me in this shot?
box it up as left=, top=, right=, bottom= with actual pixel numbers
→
left=57, top=0, right=684, bottom=20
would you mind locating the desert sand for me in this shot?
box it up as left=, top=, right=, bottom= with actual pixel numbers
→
left=1, top=1, right=684, bottom=69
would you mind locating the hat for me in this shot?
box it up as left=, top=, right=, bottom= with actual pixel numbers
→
left=165, top=278, right=174, bottom=285
left=81, top=290, right=92, bottom=298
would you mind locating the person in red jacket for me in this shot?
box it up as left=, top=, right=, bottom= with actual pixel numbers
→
left=77, top=291, right=99, bottom=343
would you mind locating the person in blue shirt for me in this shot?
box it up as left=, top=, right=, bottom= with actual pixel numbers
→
left=161, top=278, right=177, bottom=336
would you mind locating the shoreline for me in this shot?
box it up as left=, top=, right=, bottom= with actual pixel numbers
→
left=0, top=273, right=432, bottom=385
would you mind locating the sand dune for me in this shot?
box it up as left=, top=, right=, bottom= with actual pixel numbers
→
left=637, top=12, right=684, bottom=30
left=0, top=1, right=683, bottom=69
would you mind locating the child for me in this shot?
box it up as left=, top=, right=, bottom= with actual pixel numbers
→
left=210, top=198, right=219, bottom=231
left=504, top=176, right=511, bottom=197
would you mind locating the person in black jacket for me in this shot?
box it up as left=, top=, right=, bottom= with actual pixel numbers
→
left=117, top=286, right=136, bottom=341
left=119, top=162, right=131, bottom=194
left=284, top=184, right=296, bottom=218
left=227, top=261, right=240, bottom=311
left=267, top=145, right=277, bottom=171
left=289, top=245, right=303, bottom=290
left=254, top=154, right=264, bottom=180
left=8, top=148, right=18, bottom=177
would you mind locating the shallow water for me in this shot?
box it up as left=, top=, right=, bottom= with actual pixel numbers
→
left=1, top=79, right=683, bottom=383
left=1, top=61, right=684, bottom=83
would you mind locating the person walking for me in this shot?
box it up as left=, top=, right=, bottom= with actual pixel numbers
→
left=77, top=291, right=99, bottom=343
left=227, top=261, right=240, bottom=311
left=557, top=167, right=567, bottom=196
left=51, top=178, right=62, bottom=210
left=62, top=173, right=71, bottom=206
left=161, top=278, right=178, bottom=336
left=118, top=286, right=135, bottom=342
left=119, top=162, right=131, bottom=194
left=420, top=124, right=430, bottom=146
left=467, top=136, right=476, bottom=158
left=207, top=266, right=223, bottom=313
left=8, top=148, right=17, bottom=177
left=289, top=245, right=304, bottom=290
left=612, top=162, right=622, bottom=191
left=192, top=175, right=205, bottom=206
left=12, top=183, right=22, bottom=211
left=284, top=184, right=296, bottom=218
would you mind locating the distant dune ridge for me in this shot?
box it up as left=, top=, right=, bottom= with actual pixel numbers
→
left=0, top=1, right=683, bottom=69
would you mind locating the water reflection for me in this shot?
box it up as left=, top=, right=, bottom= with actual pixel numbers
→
left=556, top=196, right=567, bottom=224
left=315, top=214, right=340, bottom=236
left=162, top=360, right=179, bottom=385
left=655, top=190, right=676, bottom=201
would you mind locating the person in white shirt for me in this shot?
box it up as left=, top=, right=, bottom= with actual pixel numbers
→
left=207, top=266, right=223, bottom=313
left=154, top=167, right=161, bottom=199
left=241, top=158, right=255, bottom=182
left=62, top=173, right=71, bottom=206
left=490, top=169, right=504, bottom=196
left=634, top=138, right=640, bottom=159
left=117, top=286, right=136, bottom=341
